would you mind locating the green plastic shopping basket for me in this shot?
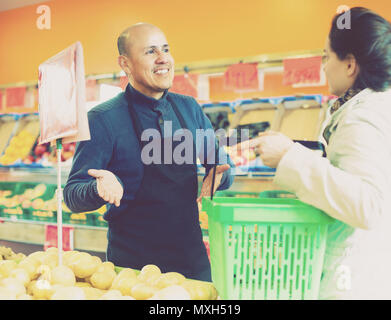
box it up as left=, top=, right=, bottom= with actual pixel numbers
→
left=203, top=197, right=334, bottom=300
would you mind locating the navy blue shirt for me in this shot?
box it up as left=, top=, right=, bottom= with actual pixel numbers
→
left=63, top=85, right=234, bottom=222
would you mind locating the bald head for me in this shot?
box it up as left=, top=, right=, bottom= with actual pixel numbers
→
left=117, top=23, right=161, bottom=56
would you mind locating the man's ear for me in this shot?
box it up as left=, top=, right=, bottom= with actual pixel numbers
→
left=118, top=55, right=131, bottom=75
left=346, top=53, right=359, bottom=77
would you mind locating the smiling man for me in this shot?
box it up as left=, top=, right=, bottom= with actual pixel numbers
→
left=63, top=23, right=234, bottom=281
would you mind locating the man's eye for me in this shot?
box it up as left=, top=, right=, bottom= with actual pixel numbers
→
left=146, top=49, right=155, bottom=54
left=163, top=48, right=170, bottom=53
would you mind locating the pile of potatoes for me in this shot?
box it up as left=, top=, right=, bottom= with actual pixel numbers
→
left=0, top=247, right=218, bottom=300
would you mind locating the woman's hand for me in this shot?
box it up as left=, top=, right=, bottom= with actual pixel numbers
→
left=248, top=131, right=294, bottom=168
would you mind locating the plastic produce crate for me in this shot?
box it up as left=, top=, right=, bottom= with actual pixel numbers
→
left=259, top=190, right=297, bottom=199
left=203, top=197, right=334, bottom=300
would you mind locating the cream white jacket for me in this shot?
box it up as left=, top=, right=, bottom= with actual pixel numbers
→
left=274, top=88, right=391, bottom=300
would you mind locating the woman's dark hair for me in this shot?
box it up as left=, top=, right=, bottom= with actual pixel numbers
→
left=329, top=7, right=391, bottom=91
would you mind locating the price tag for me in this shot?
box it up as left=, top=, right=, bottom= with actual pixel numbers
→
left=223, top=62, right=259, bottom=91
left=170, top=74, right=198, bottom=98
left=5, top=87, right=26, bottom=108
left=44, top=224, right=74, bottom=251
left=283, top=56, right=323, bottom=86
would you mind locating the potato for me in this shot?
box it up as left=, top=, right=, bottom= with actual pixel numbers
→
left=51, top=265, right=76, bottom=287
left=75, top=282, right=91, bottom=288
left=81, top=286, right=105, bottom=300
left=150, top=285, right=191, bottom=300
left=9, top=268, right=30, bottom=287
left=28, top=251, right=46, bottom=264
left=138, top=264, right=162, bottom=284
left=116, top=268, right=137, bottom=280
left=0, top=260, right=17, bottom=277
left=153, top=272, right=186, bottom=289
left=131, top=283, right=158, bottom=300
left=181, top=280, right=213, bottom=300
left=72, top=253, right=99, bottom=278
left=1, top=277, right=26, bottom=296
left=41, top=253, right=58, bottom=269
left=100, top=261, right=115, bottom=271
left=99, top=289, right=123, bottom=300
left=90, top=269, right=117, bottom=290
left=111, top=276, right=139, bottom=296
left=18, top=257, right=40, bottom=280
left=31, top=279, right=54, bottom=300
left=51, top=286, right=86, bottom=300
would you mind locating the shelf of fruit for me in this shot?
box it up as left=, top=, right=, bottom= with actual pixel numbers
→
left=0, top=246, right=218, bottom=300
left=0, top=182, right=107, bottom=228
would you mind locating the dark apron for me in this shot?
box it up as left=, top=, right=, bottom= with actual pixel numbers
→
left=107, top=87, right=211, bottom=281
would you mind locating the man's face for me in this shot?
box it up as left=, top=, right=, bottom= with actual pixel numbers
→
left=125, top=26, right=174, bottom=99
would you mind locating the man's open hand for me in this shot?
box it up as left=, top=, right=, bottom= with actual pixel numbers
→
left=88, top=169, right=124, bottom=207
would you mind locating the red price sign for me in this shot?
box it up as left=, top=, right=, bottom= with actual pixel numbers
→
left=5, top=87, right=26, bottom=107
left=44, top=224, right=74, bottom=251
left=223, top=62, right=259, bottom=91
left=170, top=74, right=198, bottom=98
left=283, top=56, right=322, bottom=86
left=0, top=91, right=3, bottom=110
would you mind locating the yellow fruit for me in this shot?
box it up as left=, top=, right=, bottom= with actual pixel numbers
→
left=150, top=285, right=191, bottom=300
left=90, top=269, right=116, bottom=290
left=111, top=276, right=139, bottom=296
left=32, top=198, right=45, bottom=210
left=9, top=268, right=30, bottom=287
left=0, top=260, right=17, bottom=277
left=130, top=283, right=158, bottom=300
left=153, top=272, right=186, bottom=289
left=50, top=265, right=76, bottom=287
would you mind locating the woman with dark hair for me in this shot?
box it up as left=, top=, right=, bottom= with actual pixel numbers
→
left=246, top=7, right=391, bottom=299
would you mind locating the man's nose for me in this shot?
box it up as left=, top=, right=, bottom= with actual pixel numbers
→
left=155, top=50, right=169, bottom=64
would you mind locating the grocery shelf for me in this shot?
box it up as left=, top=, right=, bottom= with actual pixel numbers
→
left=0, top=217, right=108, bottom=252
left=0, top=166, right=279, bottom=193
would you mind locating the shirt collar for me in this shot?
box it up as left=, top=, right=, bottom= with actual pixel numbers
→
left=125, top=83, right=168, bottom=110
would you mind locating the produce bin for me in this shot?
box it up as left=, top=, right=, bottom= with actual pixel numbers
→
left=203, top=197, right=334, bottom=300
